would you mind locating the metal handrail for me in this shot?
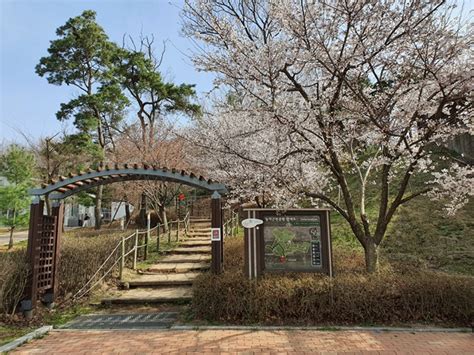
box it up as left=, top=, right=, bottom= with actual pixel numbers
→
left=72, top=230, right=135, bottom=300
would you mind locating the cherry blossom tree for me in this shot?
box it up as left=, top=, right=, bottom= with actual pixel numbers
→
left=183, top=0, right=473, bottom=272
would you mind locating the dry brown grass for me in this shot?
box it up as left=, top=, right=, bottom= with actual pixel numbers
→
left=0, top=250, right=29, bottom=315
left=58, top=232, right=125, bottom=296
left=192, top=237, right=474, bottom=326
left=0, top=230, right=127, bottom=315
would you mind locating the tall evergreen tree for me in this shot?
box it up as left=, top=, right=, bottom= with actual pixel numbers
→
left=112, top=38, right=201, bottom=226
left=36, top=10, right=128, bottom=229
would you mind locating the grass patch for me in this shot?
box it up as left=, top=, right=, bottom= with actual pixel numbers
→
left=383, top=197, right=474, bottom=275
left=0, top=304, right=94, bottom=346
left=0, top=325, right=34, bottom=347
left=43, top=304, right=94, bottom=328
left=0, top=240, right=28, bottom=253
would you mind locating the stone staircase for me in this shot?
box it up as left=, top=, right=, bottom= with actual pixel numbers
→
left=101, top=218, right=211, bottom=305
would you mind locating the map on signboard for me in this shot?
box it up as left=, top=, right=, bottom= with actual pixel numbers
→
left=264, top=215, right=322, bottom=271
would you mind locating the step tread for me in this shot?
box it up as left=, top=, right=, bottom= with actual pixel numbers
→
left=159, top=254, right=212, bottom=263
left=172, top=246, right=211, bottom=254
left=179, top=240, right=211, bottom=247
left=124, top=272, right=201, bottom=286
left=146, top=262, right=210, bottom=273
left=101, top=287, right=192, bottom=304
left=187, top=233, right=211, bottom=237
left=183, top=235, right=211, bottom=242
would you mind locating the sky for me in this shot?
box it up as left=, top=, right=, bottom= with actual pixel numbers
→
left=0, top=0, right=215, bottom=144
left=1, top=1, right=472, bottom=145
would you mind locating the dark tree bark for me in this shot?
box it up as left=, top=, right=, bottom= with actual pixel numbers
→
left=8, top=225, right=15, bottom=250
left=94, top=185, right=103, bottom=229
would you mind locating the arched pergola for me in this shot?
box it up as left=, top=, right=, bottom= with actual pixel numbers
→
left=29, top=163, right=228, bottom=199
left=22, top=164, right=227, bottom=315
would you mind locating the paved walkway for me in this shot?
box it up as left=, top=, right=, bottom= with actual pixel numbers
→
left=0, top=230, right=28, bottom=246
left=12, top=329, right=474, bottom=354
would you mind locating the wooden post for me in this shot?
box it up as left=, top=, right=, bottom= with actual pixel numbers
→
left=22, top=198, right=43, bottom=316
left=177, top=220, right=180, bottom=242
left=232, top=212, right=236, bottom=236
left=48, top=201, right=64, bottom=304
left=234, top=212, right=238, bottom=236
left=211, top=191, right=223, bottom=274
left=236, top=211, right=240, bottom=236
left=156, top=223, right=160, bottom=252
left=133, top=230, right=138, bottom=269
left=185, top=214, right=188, bottom=236
left=119, top=235, right=125, bottom=281
left=139, top=192, right=147, bottom=228
left=145, top=213, right=150, bottom=260
left=167, top=222, right=171, bottom=243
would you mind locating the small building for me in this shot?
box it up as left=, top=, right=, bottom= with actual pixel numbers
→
left=63, top=201, right=134, bottom=227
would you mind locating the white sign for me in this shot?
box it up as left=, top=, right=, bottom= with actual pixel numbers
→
left=211, top=227, right=221, bottom=241
left=241, top=218, right=264, bottom=229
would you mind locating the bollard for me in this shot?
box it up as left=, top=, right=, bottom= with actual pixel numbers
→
left=145, top=213, right=150, bottom=260
left=133, top=230, right=138, bottom=269
left=156, top=223, right=160, bottom=252
left=119, top=236, right=125, bottom=281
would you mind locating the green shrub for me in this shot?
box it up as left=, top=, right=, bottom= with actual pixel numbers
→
left=192, top=238, right=474, bottom=326
left=0, top=250, right=29, bottom=315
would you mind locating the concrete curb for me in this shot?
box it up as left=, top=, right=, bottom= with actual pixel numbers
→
left=169, top=325, right=473, bottom=333
left=0, top=326, right=53, bottom=354
left=51, top=325, right=472, bottom=333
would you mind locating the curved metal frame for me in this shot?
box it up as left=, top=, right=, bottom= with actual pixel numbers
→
left=29, top=167, right=228, bottom=199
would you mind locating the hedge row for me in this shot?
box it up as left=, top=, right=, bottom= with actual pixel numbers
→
left=58, top=232, right=124, bottom=296
left=192, top=238, right=474, bottom=326
left=0, top=232, right=124, bottom=315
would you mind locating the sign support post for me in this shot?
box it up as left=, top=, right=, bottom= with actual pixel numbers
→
left=211, top=191, right=223, bottom=274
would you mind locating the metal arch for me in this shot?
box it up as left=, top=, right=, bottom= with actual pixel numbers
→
left=28, top=168, right=228, bottom=199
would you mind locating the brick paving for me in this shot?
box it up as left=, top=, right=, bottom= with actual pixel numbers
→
left=11, top=329, right=474, bottom=354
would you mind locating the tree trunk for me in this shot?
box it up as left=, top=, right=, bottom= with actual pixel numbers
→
left=139, top=192, right=147, bottom=228
left=364, top=240, right=379, bottom=273
left=45, top=194, right=51, bottom=215
left=160, top=206, right=168, bottom=232
left=125, top=202, right=131, bottom=224
left=95, top=185, right=103, bottom=230
left=8, top=225, right=15, bottom=250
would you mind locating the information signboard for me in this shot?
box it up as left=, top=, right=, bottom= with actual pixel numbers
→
left=243, top=209, right=333, bottom=278
left=264, top=215, right=323, bottom=271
